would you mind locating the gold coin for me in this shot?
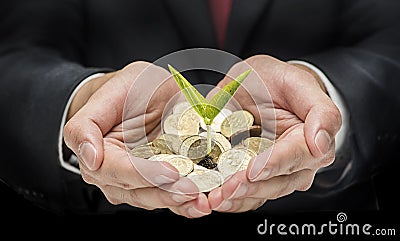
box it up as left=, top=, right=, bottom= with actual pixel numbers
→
left=157, top=133, right=191, bottom=154
left=230, top=125, right=262, bottom=146
left=217, top=148, right=253, bottom=179
left=151, top=138, right=175, bottom=154
left=148, top=153, right=174, bottom=161
left=163, top=110, right=200, bottom=136
left=220, top=110, right=254, bottom=138
left=242, top=137, right=274, bottom=154
left=186, top=169, right=224, bottom=193
left=177, top=108, right=201, bottom=135
left=148, top=154, right=194, bottom=176
left=178, top=135, right=202, bottom=159
left=165, top=155, right=194, bottom=176
left=130, top=143, right=161, bottom=159
left=179, top=135, right=223, bottom=164
left=199, top=131, right=232, bottom=152
left=199, top=108, right=232, bottom=132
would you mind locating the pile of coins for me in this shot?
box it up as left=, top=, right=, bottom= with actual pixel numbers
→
left=129, top=101, right=274, bottom=192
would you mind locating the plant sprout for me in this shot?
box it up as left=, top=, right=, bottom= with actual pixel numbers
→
left=168, top=64, right=251, bottom=154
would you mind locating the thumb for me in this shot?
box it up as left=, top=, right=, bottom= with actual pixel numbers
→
left=285, top=64, right=342, bottom=158
left=304, top=103, right=342, bottom=159
left=64, top=118, right=104, bottom=171
left=63, top=70, right=128, bottom=171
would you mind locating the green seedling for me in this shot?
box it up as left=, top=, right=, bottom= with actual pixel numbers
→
left=168, top=64, right=251, bottom=154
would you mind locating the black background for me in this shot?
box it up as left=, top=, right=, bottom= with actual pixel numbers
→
left=1, top=164, right=398, bottom=240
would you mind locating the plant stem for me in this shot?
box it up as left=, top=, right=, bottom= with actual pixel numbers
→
left=206, top=124, right=212, bottom=155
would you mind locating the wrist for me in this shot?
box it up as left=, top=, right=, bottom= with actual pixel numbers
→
left=67, top=71, right=116, bottom=120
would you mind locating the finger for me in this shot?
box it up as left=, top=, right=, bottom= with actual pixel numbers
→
left=228, top=55, right=342, bottom=158
left=248, top=124, right=317, bottom=181
left=99, top=177, right=200, bottom=210
left=281, top=64, right=342, bottom=158
left=64, top=61, right=153, bottom=170
left=169, top=192, right=211, bottom=219
left=251, top=169, right=317, bottom=200
left=222, top=169, right=316, bottom=201
left=87, top=142, right=180, bottom=188
left=210, top=169, right=316, bottom=205
left=209, top=187, right=266, bottom=213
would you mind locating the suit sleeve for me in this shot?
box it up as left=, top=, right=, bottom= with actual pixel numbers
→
left=0, top=1, right=110, bottom=213
left=300, top=0, right=400, bottom=185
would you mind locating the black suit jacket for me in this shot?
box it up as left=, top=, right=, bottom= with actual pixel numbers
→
left=0, top=0, right=399, bottom=216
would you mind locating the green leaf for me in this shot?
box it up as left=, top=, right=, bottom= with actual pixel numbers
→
left=205, top=69, right=252, bottom=124
left=168, top=64, right=208, bottom=117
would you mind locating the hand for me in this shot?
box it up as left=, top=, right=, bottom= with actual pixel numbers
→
left=208, top=55, right=342, bottom=212
left=64, top=61, right=211, bottom=218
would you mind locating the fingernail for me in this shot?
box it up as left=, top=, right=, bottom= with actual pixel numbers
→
left=249, top=158, right=265, bottom=180
left=188, top=207, right=209, bottom=218
left=78, top=142, right=97, bottom=171
left=315, top=130, right=331, bottom=155
left=153, top=175, right=177, bottom=186
left=229, top=183, right=248, bottom=199
left=215, top=200, right=232, bottom=212
left=252, top=168, right=272, bottom=182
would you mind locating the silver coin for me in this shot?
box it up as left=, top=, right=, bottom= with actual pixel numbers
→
left=220, top=110, right=254, bottom=138
left=199, top=131, right=232, bottom=152
left=165, top=155, right=194, bottom=176
left=186, top=169, right=224, bottom=193
left=217, top=148, right=253, bottom=179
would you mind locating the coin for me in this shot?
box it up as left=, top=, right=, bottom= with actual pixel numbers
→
left=217, top=148, right=253, bottom=179
left=151, top=138, right=175, bottom=154
left=199, top=131, right=232, bottom=152
left=187, top=169, right=224, bottom=193
left=165, top=155, right=194, bottom=176
left=179, top=135, right=203, bottom=160
left=177, top=108, right=201, bottom=135
left=179, top=135, right=223, bottom=164
left=157, top=133, right=192, bottom=154
left=220, top=110, right=254, bottom=138
left=130, top=143, right=161, bottom=159
left=172, top=101, right=191, bottom=115
left=163, top=114, right=180, bottom=135
left=242, top=136, right=274, bottom=154
left=230, top=125, right=262, bottom=146
left=199, top=108, right=232, bottom=132
left=149, top=154, right=194, bottom=176
left=163, top=109, right=200, bottom=136
left=148, top=153, right=174, bottom=161
left=193, top=163, right=210, bottom=171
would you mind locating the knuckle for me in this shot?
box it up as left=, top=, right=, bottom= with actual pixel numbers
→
left=80, top=172, right=95, bottom=185
left=296, top=171, right=316, bottom=191
left=63, top=121, right=77, bottom=147
left=251, top=199, right=267, bottom=211
left=123, top=61, right=151, bottom=72
left=321, top=153, right=336, bottom=167
left=297, top=179, right=313, bottom=191
left=106, top=195, right=122, bottom=205
left=270, top=180, right=291, bottom=200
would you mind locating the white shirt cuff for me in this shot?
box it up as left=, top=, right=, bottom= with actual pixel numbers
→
left=58, top=73, right=105, bottom=174
left=287, top=60, right=349, bottom=154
